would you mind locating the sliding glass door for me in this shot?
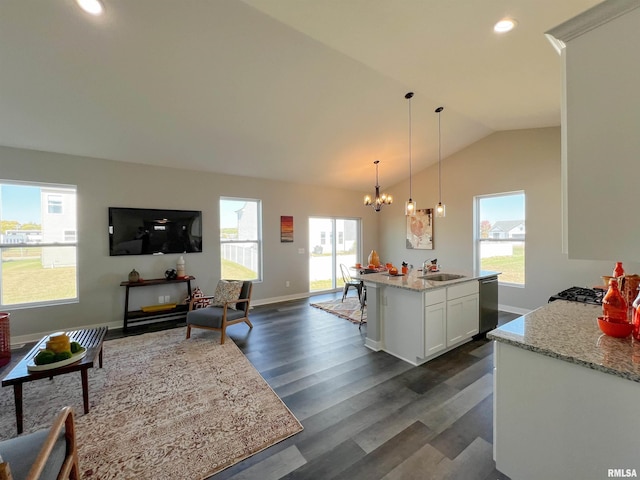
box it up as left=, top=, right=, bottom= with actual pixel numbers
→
left=309, top=217, right=360, bottom=292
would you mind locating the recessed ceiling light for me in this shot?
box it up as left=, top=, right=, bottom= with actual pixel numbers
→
left=76, top=0, right=104, bottom=16
left=494, top=18, right=517, bottom=34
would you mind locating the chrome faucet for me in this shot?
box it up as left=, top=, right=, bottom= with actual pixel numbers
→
left=423, top=258, right=438, bottom=272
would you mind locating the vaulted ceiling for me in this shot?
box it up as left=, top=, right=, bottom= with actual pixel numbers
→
left=0, top=0, right=601, bottom=191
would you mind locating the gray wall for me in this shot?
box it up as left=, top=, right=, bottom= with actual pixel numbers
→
left=0, top=145, right=379, bottom=342
left=377, top=127, right=639, bottom=312
left=3, top=126, right=638, bottom=340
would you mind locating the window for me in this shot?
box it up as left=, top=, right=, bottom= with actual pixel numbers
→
left=0, top=181, right=78, bottom=307
left=220, top=197, right=262, bottom=281
left=475, top=191, right=525, bottom=286
left=47, top=194, right=63, bottom=214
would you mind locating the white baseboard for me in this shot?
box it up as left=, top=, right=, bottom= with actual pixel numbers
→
left=364, top=338, right=382, bottom=351
left=11, top=319, right=122, bottom=348
left=498, top=304, right=531, bottom=316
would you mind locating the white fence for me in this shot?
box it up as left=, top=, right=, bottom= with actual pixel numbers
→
left=480, top=241, right=514, bottom=258
left=221, top=243, right=258, bottom=272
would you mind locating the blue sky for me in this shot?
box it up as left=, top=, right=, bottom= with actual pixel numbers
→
left=479, top=193, right=525, bottom=223
left=0, top=184, right=41, bottom=224
left=219, top=199, right=247, bottom=228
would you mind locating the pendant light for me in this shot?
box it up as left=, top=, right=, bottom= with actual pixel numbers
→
left=364, top=160, right=393, bottom=212
left=435, top=106, right=446, bottom=217
left=404, top=92, right=416, bottom=216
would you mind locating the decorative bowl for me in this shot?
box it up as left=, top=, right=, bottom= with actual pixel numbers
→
left=597, top=316, right=632, bottom=338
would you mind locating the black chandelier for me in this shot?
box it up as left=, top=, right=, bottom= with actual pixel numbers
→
left=364, top=160, right=392, bottom=212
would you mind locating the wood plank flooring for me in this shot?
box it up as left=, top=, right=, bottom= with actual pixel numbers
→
left=208, top=292, right=516, bottom=480
left=2, top=292, right=517, bottom=479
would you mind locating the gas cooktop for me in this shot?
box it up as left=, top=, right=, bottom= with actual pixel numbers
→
left=548, top=287, right=603, bottom=305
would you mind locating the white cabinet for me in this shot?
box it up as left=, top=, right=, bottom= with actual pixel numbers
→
left=546, top=1, right=640, bottom=261
left=446, top=282, right=479, bottom=347
left=424, top=289, right=446, bottom=357
left=494, top=341, right=640, bottom=479
left=375, top=280, right=480, bottom=366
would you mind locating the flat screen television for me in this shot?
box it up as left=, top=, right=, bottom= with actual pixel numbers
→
left=109, top=207, right=202, bottom=256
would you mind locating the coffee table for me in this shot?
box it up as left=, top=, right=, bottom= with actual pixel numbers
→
left=1, top=326, right=107, bottom=434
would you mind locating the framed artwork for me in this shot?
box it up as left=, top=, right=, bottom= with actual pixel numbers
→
left=406, top=208, right=433, bottom=250
left=280, top=215, right=294, bottom=242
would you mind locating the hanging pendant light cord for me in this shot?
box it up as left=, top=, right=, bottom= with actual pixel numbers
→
left=437, top=107, right=443, bottom=204
left=409, top=96, right=413, bottom=200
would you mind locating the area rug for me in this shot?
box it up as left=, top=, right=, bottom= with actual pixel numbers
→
left=0, top=328, right=303, bottom=479
left=310, top=296, right=366, bottom=324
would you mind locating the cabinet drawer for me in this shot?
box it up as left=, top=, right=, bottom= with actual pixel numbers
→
left=424, top=288, right=446, bottom=306
left=447, top=281, right=479, bottom=300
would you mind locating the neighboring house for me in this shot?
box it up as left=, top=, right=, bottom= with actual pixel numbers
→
left=309, top=220, right=355, bottom=255
left=488, top=220, right=525, bottom=240
left=237, top=201, right=257, bottom=240
left=0, top=230, right=42, bottom=244
left=40, top=186, right=76, bottom=267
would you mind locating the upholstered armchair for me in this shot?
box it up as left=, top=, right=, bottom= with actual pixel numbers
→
left=0, top=406, right=79, bottom=480
left=185, top=280, right=253, bottom=344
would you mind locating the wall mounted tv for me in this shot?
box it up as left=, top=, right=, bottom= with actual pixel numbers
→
left=109, top=207, right=202, bottom=256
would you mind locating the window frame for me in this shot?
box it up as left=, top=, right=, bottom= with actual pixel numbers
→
left=0, top=180, right=79, bottom=309
left=474, top=191, right=525, bottom=287
left=219, top=196, right=263, bottom=282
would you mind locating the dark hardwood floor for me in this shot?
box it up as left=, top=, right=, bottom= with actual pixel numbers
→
left=2, top=292, right=517, bottom=480
left=207, top=292, right=516, bottom=480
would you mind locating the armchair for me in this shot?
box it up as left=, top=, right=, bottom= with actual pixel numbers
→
left=0, top=406, right=79, bottom=480
left=185, top=280, right=253, bottom=344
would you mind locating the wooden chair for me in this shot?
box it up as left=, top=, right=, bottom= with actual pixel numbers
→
left=185, top=280, right=253, bottom=344
left=0, top=406, right=79, bottom=480
left=340, top=264, right=362, bottom=302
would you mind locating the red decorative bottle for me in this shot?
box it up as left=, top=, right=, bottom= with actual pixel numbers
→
left=633, top=287, right=640, bottom=340
left=602, top=278, right=628, bottom=323
left=614, top=262, right=625, bottom=278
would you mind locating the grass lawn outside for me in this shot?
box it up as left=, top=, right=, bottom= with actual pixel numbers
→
left=481, top=244, right=525, bottom=285
left=221, top=259, right=257, bottom=281
left=1, top=258, right=76, bottom=305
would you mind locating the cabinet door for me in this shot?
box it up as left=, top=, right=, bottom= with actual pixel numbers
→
left=424, top=302, right=446, bottom=356
left=447, top=293, right=479, bottom=347
left=461, top=293, right=479, bottom=338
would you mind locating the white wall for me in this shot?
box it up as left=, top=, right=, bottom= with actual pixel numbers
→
left=377, top=127, right=639, bottom=311
left=0, top=145, right=379, bottom=340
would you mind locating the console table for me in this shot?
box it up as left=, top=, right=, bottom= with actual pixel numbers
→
left=120, top=276, right=194, bottom=330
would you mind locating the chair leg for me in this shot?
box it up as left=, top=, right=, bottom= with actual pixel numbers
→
left=186, top=325, right=191, bottom=339
left=342, top=285, right=348, bottom=302
left=245, top=318, right=253, bottom=329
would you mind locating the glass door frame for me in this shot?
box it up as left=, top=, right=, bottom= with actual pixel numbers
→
left=308, top=216, right=361, bottom=293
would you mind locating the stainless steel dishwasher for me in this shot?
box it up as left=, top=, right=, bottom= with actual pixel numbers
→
left=479, top=276, right=499, bottom=333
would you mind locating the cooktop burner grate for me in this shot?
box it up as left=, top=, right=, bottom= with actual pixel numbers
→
left=549, top=286, right=603, bottom=305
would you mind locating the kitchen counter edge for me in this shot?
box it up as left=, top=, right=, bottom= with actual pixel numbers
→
left=353, top=269, right=499, bottom=292
left=487, top=300, right=640, bottom=383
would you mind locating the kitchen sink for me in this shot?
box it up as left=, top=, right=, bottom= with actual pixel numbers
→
left=419, top=273, right=466, bottom=281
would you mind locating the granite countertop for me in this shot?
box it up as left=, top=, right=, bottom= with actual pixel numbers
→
left=353, top=269, right=499, bottom=292
left=488, top=300, right=640, bottom=383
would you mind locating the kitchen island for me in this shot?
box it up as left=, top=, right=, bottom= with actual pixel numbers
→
left=488, top=300, right=640, bottom=480
left=354, top=269, right=498, bottom=366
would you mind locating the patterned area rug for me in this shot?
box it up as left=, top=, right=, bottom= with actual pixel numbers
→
left=0, top=328, right=303, bottom=479
left=311, top=296, right=366, bottom=324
